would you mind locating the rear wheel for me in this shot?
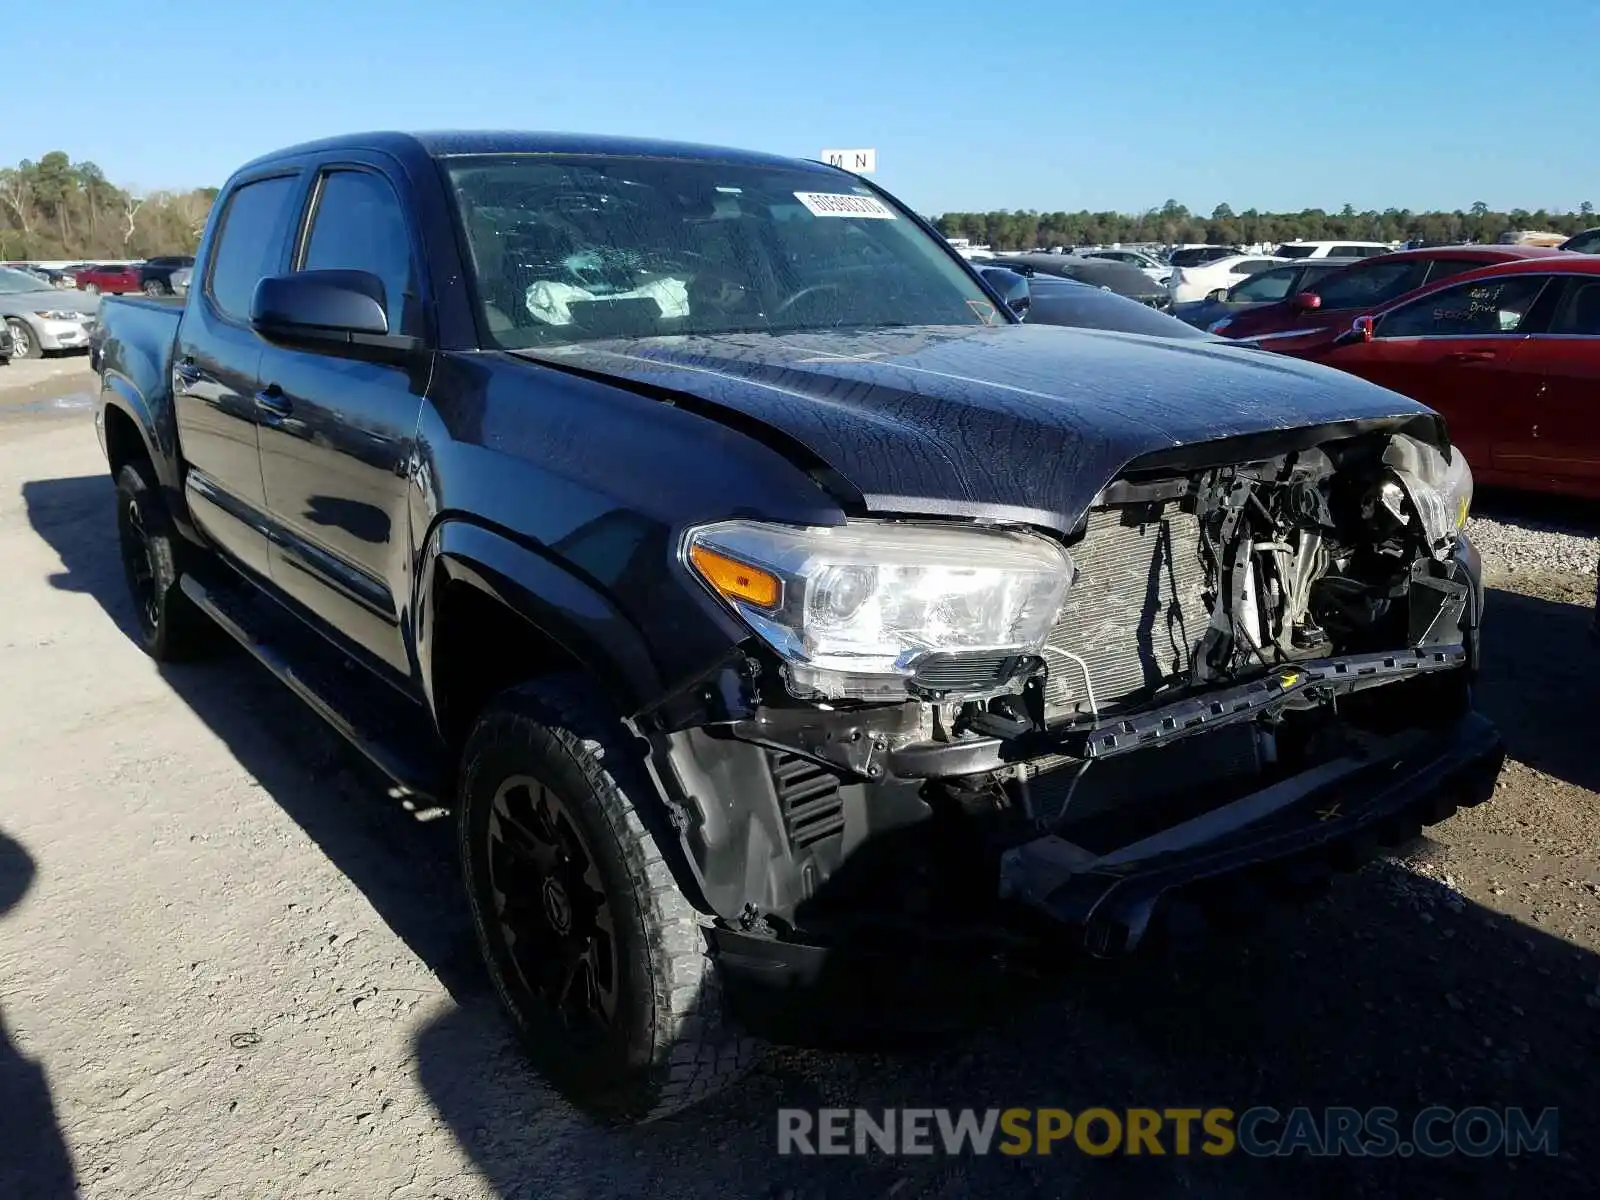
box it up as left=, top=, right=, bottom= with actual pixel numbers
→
left=114, top=462, right=219, bottom=661
left=458, top=678, right=759, bottom=1123
left=5, top=318, right=38, bottom=360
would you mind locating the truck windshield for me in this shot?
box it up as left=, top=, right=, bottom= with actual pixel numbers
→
left=444, top=154, right=1005, bottom=347
left=0, top=267, right=53, bottom=293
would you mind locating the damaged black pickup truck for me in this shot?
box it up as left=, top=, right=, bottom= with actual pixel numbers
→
left=92, top=132, right=1503, bottom=1123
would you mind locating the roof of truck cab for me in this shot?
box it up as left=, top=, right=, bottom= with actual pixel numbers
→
left=234, top=130, right=841, bottom=176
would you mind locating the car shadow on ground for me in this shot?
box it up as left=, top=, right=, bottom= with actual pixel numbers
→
left=0, top=827, right=79, bottom=1198
left=1474, top=486, right=1600, bottom=536
left=21, top=472, right=1598, bottom=1199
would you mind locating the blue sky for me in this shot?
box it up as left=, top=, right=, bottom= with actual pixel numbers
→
left=8, top=0, right=1597, bottom=215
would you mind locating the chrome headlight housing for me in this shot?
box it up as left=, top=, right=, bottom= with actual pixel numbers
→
left=1383, top=433, right=1474, bottom=555
left=684, top=519, right=1074, bottom=701
left=33, top=309, right=85, bottom=321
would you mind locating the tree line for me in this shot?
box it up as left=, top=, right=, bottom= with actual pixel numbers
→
left=933, top=199, right=1598, bottom=251
left=0, top=152, right=216, bottom=261
left=5, top=151, right=1596, bottom=260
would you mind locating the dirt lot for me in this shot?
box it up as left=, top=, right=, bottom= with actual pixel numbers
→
left=1, top=358, right=1595, bottom=1198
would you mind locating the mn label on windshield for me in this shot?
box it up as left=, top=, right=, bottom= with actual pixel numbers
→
left=794, top=192, right=897, bottom=219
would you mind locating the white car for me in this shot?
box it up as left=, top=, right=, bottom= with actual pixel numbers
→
left=1166, top=254, right=1286, bottom=304
left=1075, top=248, right=1170, bottom=283
left=1271, top=240, right=1394, bottom=260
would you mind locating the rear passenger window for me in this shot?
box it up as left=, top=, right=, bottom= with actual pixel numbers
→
left=300, top=170, right=416, bottom=334
left=1233, top=259, right=1278, bottom=276
left=206, top=176, right=297, bottom=321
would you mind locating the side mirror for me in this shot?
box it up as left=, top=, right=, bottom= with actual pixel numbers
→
left=1293, top=291, right=1323, bottom=311
left=250, top=270, right=419, bottom=359
left=1333, top=315, right=1375, bottom=347
left=979, top=266, right=1031, bottom=318
left=1207, top=287, right=1229, bottom=302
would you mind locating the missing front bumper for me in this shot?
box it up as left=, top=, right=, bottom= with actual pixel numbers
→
left=1000, top=709, right=1504, bottom=956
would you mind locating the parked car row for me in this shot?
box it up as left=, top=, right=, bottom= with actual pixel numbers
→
left=1207, top=247, right=1600, bottom=498
left=74, top=256, right=195, bottom=296
left=0, top=265, right=100, bottom=359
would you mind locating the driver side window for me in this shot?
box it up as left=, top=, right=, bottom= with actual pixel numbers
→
left=1376, top=275, right=1550, bottom=339
left=299, top=169, right=416, bottom=334
left=1314, top=260, right=1426, bottom=309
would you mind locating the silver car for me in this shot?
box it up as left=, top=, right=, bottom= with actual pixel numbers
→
left=0, top=265, right=100, bottom=358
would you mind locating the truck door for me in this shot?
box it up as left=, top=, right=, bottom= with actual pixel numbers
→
left=255, top=164, right=428, bottom=681
left=173, top=172, right=302, bottom=580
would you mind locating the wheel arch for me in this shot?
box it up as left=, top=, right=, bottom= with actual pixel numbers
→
left=418, top=518, right=666, bottom=748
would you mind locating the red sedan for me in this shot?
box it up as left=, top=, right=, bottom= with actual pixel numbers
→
left=74, top=263, right=143, bottom=295
left=1208, top=245, right=1565, bottom=350
left=1280, top=256, right=1600, bottom=499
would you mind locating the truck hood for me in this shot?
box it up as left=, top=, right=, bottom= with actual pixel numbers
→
left=515, top=323, right=1439, bottom=532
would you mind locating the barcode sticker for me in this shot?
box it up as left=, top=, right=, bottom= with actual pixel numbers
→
left=793, top=192, right=897, bottom=219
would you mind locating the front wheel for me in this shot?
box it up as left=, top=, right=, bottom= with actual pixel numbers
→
left=142, top=279, right=167, bottom=297
left=82, top=283, right=99, bottom=295
left=114, top=462, right=219, bottom=661
left=5, top=318, right=38, bottom=360
left=457, top=678, right=759, bottom=1123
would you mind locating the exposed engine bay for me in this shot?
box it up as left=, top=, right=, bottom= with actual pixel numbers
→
left=1019, top=426, right=1476, bottom=728
left=648, top=425, right=1488, bottom=950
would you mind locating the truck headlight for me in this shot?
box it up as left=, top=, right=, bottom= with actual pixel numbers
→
left=1384, top=434, right=1474, bottom=554
left=684, top=519, right=1074, bottom=701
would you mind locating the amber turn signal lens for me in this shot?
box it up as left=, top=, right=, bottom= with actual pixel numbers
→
left=689, top=544, right=782, bottom=609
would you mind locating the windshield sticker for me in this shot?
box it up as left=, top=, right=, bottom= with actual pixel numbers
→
left=794, top=191, right=897, bottom=219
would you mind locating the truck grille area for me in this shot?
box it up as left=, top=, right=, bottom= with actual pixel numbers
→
left=1044, top=505, right=1210, bottom=718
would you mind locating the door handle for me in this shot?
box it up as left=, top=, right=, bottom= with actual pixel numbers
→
left=175, top=358, right=202, bottom=386
left=254, top=384, right=293, bottom=418
left=1444, top=350, right=1496, bottom=363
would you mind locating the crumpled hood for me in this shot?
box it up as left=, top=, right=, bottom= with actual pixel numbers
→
left=516, top=323, right=1438, bottom=532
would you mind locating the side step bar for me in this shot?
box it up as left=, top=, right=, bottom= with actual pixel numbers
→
left=180, top=573, right=444, bottom=802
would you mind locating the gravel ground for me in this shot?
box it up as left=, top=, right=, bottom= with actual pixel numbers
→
left=1, top=362, right=1596, bottom=1198
left=1468, top=505, right=1600, bottom=578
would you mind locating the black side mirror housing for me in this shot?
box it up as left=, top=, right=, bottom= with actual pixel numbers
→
left=979, top=266, right=1031, bottom=318
left=250, top=270, right=420, bottom=360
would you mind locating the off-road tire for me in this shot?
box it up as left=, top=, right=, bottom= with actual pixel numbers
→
left=114, top=462, right=219, bottom=661
left=458, top=677, right=760, bottom=1123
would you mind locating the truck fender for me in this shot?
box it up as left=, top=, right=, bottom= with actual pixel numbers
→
left=416, top=518, right=665, bottom=723
left=418, top=519, right=742, bottom=915
left=99, top=345, right=194, bottom=538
